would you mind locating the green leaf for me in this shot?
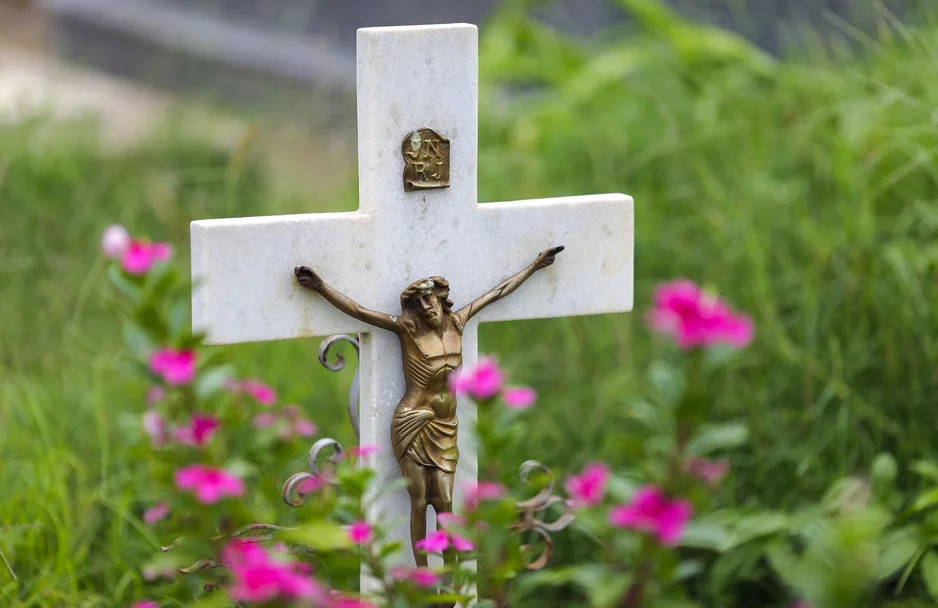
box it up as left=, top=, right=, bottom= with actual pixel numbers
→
left=419, top=595, right=474, bottom=606
left=911, top=460, right=938, bottom=481
left=921, top=551, right=938, bottom=600
left=122, top=321, right=153, bottom=358
left=680, top=520, right=731, bottom=552
left=107, top=264, right=142, bottom=302
left=189, top=593, right=231, bottom=608
left=167, top=298, right=190, bottom=336
left=648, top=360, right=684, bottom=408
left=686, top=422, right=748, bottom=457
left=871, top=453, right=899, bottom=487
left=284, top=521, right=352, bottom=551
left=651, top=600, right=701, bottom=608
left=728, top=512, right=789, bottom=547
left=913, top=489, right=938, bottom=513
left=821, top=477, right=871, bottom=514
left=224, top=459, right=256, bottom=480
left=195, top=364, right=236, bottom=400
left=766, top=541, right=803, bottom=589
left=516, top=565, right=631, bottom=608
left=878, top=527, right=921, bottom=580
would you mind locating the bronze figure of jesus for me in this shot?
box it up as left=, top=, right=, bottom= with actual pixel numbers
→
left=294, top=246, right=564, bottom=564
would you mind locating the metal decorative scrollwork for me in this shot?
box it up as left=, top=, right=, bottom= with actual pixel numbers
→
left=161, top=523, right=296, bottom=577
left=318, top=335, right=361, bottom=439
left=512, top=461, right=576, bottom=571
left=282, top=438, right=345, bottom=507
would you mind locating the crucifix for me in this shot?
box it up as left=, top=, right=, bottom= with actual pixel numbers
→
left=191, top=22, right=633, bottom=580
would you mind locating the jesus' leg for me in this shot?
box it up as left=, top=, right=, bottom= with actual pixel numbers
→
left=400, top=456, right=431, bottom=567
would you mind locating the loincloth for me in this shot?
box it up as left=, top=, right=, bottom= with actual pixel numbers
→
left=392, top=408, right=459, bottom=474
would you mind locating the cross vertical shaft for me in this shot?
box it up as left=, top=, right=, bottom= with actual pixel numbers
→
left=355, top=23, right=481, bottom=573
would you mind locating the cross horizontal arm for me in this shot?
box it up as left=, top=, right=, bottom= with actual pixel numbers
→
left=469, top=193, right=634, bottom=324
left=191, top=212, right=374, bottom=345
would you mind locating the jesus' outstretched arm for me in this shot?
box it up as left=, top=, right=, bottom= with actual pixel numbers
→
left=294, top=266, right=400, bottom=333
left=456, top=245, right=565, bottom=324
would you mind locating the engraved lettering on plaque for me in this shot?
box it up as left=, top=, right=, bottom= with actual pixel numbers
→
left=402, top=128, right=450, bottom=191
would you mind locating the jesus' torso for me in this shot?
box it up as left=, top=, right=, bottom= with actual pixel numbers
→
left=398, top=315, right=462, bottom=419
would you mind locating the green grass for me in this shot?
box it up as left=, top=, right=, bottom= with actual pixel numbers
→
left=2, top=2, right=938, bottom=605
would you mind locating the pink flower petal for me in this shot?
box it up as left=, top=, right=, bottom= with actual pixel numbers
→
left=565, top=463, right=610, bottom=508
left=464, top=481, right=507, bottom=510
left=174, top=465, right=245, bottom=505
left=133, top=602, right=160, bottom=608
left=609, top=485, right=693, bottom=546
left=503, top=387, right=537, bottom=409
left=350, top=445, right=380, bottom=458
left=143, top=502, right=170, bottom=525
left=142, top=411, right=166, bottom=446
left=348, top=521, right=374, bottom=545
left=415, top=530, right=450, bottom=553
left=297, top=476, right=326, bottom=495
left=146, top=386, right=166, bottom=406
left=450, top=357, right=503, bottom=400
left=149, top=349, right=197, bottom=386
left=253, top=412, right=279, bottom=429
left=437, top=513, right=467, bottom=529
left=172, top=414, right=220, bottom=448
left=101, top=224, right=131, bottom=259
left=121, top=241, right=173, bottom=275
left=390, top=567, right=442, bottom=588
left=240, top=379, right=278, bottom=406
left=450, top=533, right=475, bottom=552
left=647, top=280, right=754, bottom=350
left=293, top=419, right=317, bottom=438
left=685, top=458, right=730, bottom=488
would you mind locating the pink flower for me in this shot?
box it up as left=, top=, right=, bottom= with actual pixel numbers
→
left=565, top=463, right=610, bottom=508
left=122, top=241, right=173, bottom=275
left=348, top=521, right=374, bottom=545
left=437, top=513, right=467, bottom=529
left=132, top=602, right=159, bottom=608
left=390, top=567, right=442, bottom=588
left=292, top=418, right=317, bottom=438
left=297, top=476, right=327, bottom=495
left=464, top=481, right=507, bottom=510
left=101, top=224, right=131, bottom=259
left=171, top=414, right=220, bottom=448
left=330, top=596, right=377, bottom=608
left=503, top=386, right=537, bottom=409
left=142, top=567, right=175, bottom=581
left=450, top=357, right=503, bottom=400
left=647, top=280, right=754, bottom=350
left=224, top=541, right=325, bottom=603
left=253, top=412, right=279, bottom=429
left=149, top=349, right=197, bottom=386
left=609, top=486, right=693, bottom=546
left=142, top=411, right=167, bottom=446
left=228, top=379, right=278, bottom=406
left=685, top=458, right=730, bottom=488
left=450, top=533, right=475, bottom=552
left=415, top=530, right=450, bottom=553
left=146, top=386, right=166, bottom=406
left=415, top=530, right=475, bottom=554
left=143, top=502, right=170, bottom=525
left=350, top=445, right=380, bottom=459
left=175, top=465, right=245, bottom=504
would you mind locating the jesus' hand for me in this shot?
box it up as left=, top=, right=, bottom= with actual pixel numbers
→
left=294, top=266, right=324, bottom=291
left=533, top=245, right=565, bottom=270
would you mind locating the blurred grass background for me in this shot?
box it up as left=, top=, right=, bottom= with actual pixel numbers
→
left=1, top=0, right=938, bottom=605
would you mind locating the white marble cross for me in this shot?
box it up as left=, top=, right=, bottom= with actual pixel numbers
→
left=191, top=23, right=633, bottom=577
